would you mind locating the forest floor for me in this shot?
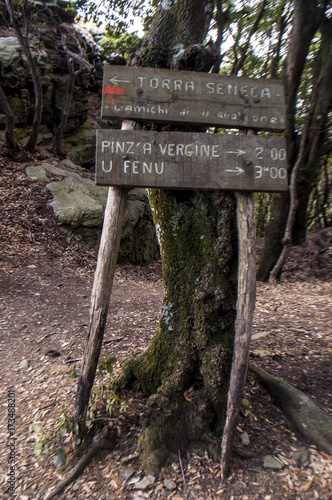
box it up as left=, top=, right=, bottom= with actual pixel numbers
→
left=0, top=140, right=331, bottom=500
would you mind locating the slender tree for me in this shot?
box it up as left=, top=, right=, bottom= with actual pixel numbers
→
left=53, top=30, right=92, bottom=155
left=257, top=0, right=332, bottom=280
left=4, top=0, right=43, bottom=153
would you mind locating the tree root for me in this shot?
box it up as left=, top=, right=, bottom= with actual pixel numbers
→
left=44, top=427, right=115, bottom=500
left=249, top=363, right=332, bottom=455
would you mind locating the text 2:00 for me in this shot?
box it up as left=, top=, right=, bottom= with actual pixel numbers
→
left=255, top=147, right=287, bottom=161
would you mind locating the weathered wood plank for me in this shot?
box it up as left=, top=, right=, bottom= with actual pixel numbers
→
left=220, top=188, right=256, bottom=479
left=96, top=129, right=288, bottom=192
left=102, top=65, right=285, bottom=131
left=73, top=120, right=140, bottom=423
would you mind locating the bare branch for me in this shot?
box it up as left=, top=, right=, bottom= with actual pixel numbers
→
left=231, top=0, right=267, bottom=76
left=60, top=34, right=93, bottom=72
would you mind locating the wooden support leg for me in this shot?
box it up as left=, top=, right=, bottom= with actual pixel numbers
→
left=220, top=132, right=257, bottom=480
left=73, top=120, right=140, bottom=423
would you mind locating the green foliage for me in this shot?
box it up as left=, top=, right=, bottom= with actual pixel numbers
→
left=54, top=411, right=80, bottom=438
left=218, top=0, right=293, bottom=77
left=53, top=447, right=67, bottom=466
left=98, top=348, right=117, bottom=375
left=84, top=350, right=127, bottom=423
left=72, top=0, right=155, bottom=30
left=33, top=426, right=53, bottom=456
left=99, top=30, right=141, bottom=59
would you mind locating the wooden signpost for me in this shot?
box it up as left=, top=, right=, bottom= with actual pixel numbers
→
left=102, top=65, right=285, bottom=132
left=75, top=64, right=288, bottom=479
left=96, top=129, right=287, bottom=192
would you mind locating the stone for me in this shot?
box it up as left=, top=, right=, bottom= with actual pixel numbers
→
left=163, top=479, right=177, bottom=490
left=292, top=449, right=310, bottom=466
left=240, top=431, right=250, bottom=445
left=60, top=159, right=83, bottom=171
left=33, top=0, right=76, bottom=22
left=0, top=37, right=28, bottom=90
left=133, top=476, right=155, bottom=490
left=251, top=349, right=271, bottom=358
left=119, top=467, right=136, bottom=480
left=63, top=117, right=98, bottom=162
left=0, top=11, right=102, bottom=142
left=47, top=175, right=107, bottom=228
left=26, top=166, right=48, bottom=182
left=263, top=455, right=283, bottom=470
left=44, top=164, right=80, bottom=178
left=46, top=172, right=159, bottom=265
left=19, top=359, right=30, bottom=370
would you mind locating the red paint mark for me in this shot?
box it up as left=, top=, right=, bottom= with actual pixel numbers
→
left=103, top=85, right=125, bottom=95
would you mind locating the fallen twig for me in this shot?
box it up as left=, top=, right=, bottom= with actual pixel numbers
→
left=252, top=420, right=285, bottom=431
left=178, top=449, right=186, bottom=484
left=44, top=427, right=115, bottom=500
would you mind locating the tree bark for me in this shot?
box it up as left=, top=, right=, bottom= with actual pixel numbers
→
left=114, top=0, right=239, bottom=472
left=73, top=121, right=140, bottom=423
left=292, top=15, right=332, bottom=242
left=4, top=0, right=43, bottom=153
left=220, top=190, right=256, bottom=479
left=117, top=189, right=238, bottom=471
left=249, top=363, right=332, bottom=455
left=0, top=85, right=20, bottom=151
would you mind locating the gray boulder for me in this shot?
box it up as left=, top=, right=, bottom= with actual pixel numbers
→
left=29, top=163, right=159, bottom=264
left=0, top=2, right=101, bottom=146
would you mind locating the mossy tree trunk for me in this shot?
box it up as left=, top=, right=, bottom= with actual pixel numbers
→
left=120, top=190, right=238, bottom=471
left=116, top=1, right=238, bottom=471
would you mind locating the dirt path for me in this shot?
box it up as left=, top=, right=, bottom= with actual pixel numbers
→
left=0, top=144, right=331, bottom=499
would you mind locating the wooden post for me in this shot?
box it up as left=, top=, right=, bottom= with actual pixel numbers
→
left=73, top=120, right=141, bottom=422
left=220, top=130, right=257, bottom=480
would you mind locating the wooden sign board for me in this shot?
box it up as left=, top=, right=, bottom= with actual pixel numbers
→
left=102, top=66, right=285, bottom=132
left=96, top=130, right=288, bottom=192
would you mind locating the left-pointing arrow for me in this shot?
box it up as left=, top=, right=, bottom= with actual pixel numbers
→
left=225, top=167, right=245, bottom=175
left=109, top=76, right=130, bottom=85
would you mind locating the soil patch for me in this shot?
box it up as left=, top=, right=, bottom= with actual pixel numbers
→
left=0, top=141, right=331, bottom=499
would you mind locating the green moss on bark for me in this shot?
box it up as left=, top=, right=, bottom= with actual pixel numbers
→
left=115, top=0, right=236, bottom=473
left=114, top=189, right=238, bottom=472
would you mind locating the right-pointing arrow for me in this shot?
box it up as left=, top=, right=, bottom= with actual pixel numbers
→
left=225, top=167, right=245, bottom=175
left=225, top=149, right=246, bottom=156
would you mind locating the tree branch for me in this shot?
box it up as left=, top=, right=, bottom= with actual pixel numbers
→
left=231, top=0, right=267, bottom=76
left=270, top=77, right=322, bottom=281
left=44, top=427, right=115, bottom=500
left=59, top=33, right=92, bottom=72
